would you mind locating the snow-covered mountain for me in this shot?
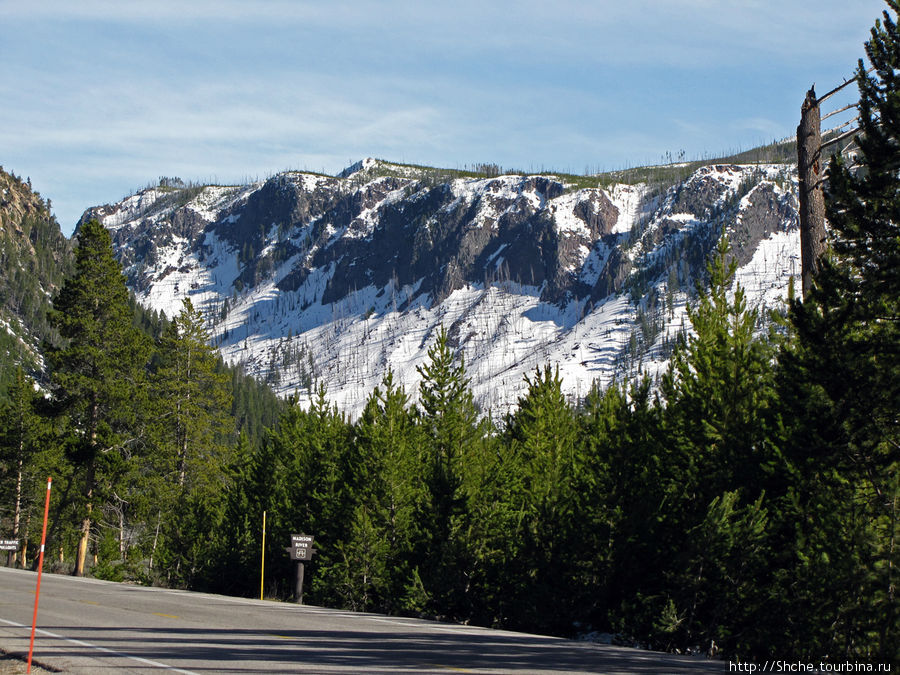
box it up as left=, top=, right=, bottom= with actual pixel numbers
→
left=82, top=158, right=799, bottom=418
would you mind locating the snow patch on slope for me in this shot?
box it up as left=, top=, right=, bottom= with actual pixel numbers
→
left=105, top=161, right=802, bottom=419
left=607, top=183, right=648, bottom=234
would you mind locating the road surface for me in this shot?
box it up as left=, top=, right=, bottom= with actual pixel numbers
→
left=0, top=567, right=724, bottom=673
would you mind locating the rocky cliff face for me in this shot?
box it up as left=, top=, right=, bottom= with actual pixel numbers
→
left=82, top=158, right=799, bottom=417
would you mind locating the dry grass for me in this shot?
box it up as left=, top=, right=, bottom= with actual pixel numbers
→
left=0, top=651, right=57, bottom=673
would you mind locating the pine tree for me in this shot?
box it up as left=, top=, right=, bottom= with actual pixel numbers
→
left=0, top=368, right=47, bottom=566
left=492, top=365, right=588, bottom=634
left=261, top=384, right=354, bottom=603
left=777, top=2, right=900, bottom=659
left=153, top=298, right=232, bottom=493
left=331, top=504, right=390, bottom=612
left=654, top=236, right=778, bottom=654
left=335, top=372, right=425, bottom=613
left=662, top=236, right=777, bottom=502
left=415, top=326, right=484, bottom=618
left=149, top=297, right=234, bottom=587
left=208, top=431, right=257, bottom=595
left=45, top=220, right=151, bottom=576
left=580, top=378, right=665, bottom=640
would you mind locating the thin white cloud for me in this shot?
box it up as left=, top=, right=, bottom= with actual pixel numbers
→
left=1, top=0, right=889, bottom=234
left=3, top=1, right=320, bottom=23
left=734, top=117, right=790, bottom=139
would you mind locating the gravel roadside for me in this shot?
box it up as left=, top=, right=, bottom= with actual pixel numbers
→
left=0, top=652, right=56, bottom=673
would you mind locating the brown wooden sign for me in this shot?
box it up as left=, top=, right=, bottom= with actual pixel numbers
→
left=293, top=546, right=317, bottom=561
left=0, top=540, right=18, bottom=551
left=289, top=534, right=315, bottom=561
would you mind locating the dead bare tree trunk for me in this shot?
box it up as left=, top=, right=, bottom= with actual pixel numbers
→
left=797, top=86, right=827, bottom=297
left=75, top=398, right=98, bottom=577
left=118, top=503, right=125, bottom=559
left=74, top=470, right=94, bottom=576
left=149, top=510, right=161, bottom=571
left=8, top=455, right=23, bottom=567
left=19, top=513, right=30, bottom=569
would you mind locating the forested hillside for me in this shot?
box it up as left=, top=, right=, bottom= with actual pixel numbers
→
left=0, top=167, right=72, bottom=390
left=0, top=219, right=285, bottom=578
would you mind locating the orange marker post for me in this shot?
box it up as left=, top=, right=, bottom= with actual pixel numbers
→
left=27, top=477, right=51, bottom=674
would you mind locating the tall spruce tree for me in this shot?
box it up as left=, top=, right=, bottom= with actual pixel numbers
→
left=656, top=236, right=777, bottom=654
left=208, top=431, right=257, bottom=595
left=778, top=1, right=900, bottom=659
left=333, top=372, right=425, bottom=613
left=45, top=220, right=150, bottom=576
left=495, top=365, right=590, bottom=634
left=662, top=236, right=777, bottom=503
left=149, top=297, right=233, bottom=587
left=261, top=384, right=354, bottom=603
left=0, top=368, right=45, bottom=566
left=153, top=298, right=232, bottom=492
left=580, top=378, right=662, bottom=639
left=415, top=326, right=484, bottom=618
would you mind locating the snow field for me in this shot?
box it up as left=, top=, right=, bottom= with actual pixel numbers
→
left=109, top=160, right=802, bottom=420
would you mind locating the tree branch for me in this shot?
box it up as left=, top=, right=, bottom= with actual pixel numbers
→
left=821, top=127, right=860, bottom=151
left=832, top=115, right=861, bottom=133
left=821, top=102, right=858, bottom=122
left=817, top=67, right=875, bottom=106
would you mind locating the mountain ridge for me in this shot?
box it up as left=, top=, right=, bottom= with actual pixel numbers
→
left=79, top=152, right=800, bottom=418
left=0, top=165, right=72, bottom=387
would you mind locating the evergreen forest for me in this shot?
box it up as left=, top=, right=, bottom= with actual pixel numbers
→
left=0, top=3, right=898, bottom=664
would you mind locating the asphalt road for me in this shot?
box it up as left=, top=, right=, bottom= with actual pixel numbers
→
left=0, top=567, right=726, bottom=674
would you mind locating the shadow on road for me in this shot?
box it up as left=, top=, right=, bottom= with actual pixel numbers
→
left=39, top=624, right=724, bottom=673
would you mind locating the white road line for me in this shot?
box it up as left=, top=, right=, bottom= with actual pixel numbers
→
left=0, top=617, right=200, bottom=675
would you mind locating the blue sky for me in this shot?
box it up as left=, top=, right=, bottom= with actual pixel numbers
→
left=1, top=1, right=886, bottom=236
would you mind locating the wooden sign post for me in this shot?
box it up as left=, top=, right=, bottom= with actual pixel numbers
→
left=288, top=534, right=316, bottom=604
left=0, top=539, right=18, bottom=568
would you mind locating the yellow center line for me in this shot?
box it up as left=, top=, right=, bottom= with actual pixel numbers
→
left=152, top=612, right=180, bottom=619
left=426, top=665, right=472, bottom=673
left=80, top=600, right=100, bottom=606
